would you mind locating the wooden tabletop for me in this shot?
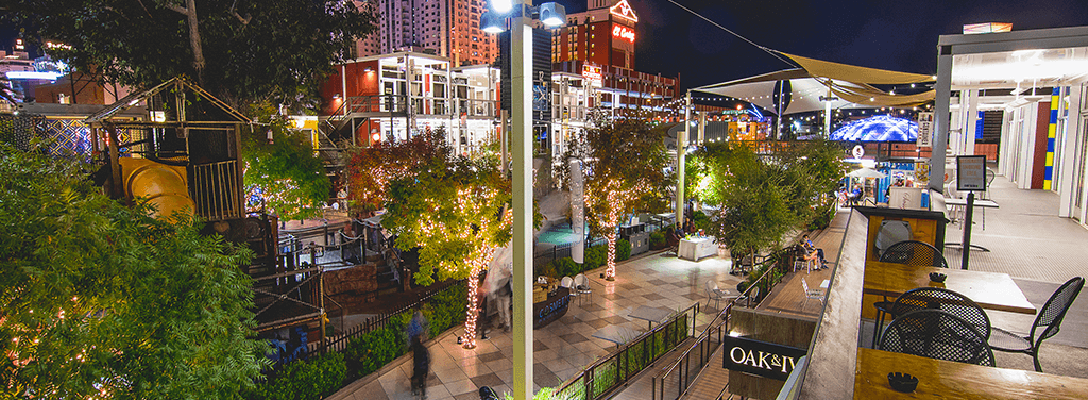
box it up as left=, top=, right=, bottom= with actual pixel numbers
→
left=854, top=347, right=1088, bottom=399
left=863, top=261, right=1036, bottom=314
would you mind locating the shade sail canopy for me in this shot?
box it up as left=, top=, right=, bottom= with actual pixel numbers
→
left=847, top=168, right=888, bottom=179
left=694, top=54, right=936, bottom=115
left=831, top=115, right=918, bottom=142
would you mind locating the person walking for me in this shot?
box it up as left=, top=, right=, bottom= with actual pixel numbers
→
left=408, top=311, right=428, bottom=343
left=411, top=335, right=430, bottom=399
left=493, top=275, right=512, bottom=333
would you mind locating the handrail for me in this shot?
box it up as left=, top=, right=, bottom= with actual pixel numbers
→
left=552, top=302, right=700, bottom=400
left=651, top=258, right=780, bottom=400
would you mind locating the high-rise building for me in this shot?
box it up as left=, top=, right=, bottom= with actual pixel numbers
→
left=353, top=0, right=495, bottom=67
left=550, top=0, right=638, bottom=69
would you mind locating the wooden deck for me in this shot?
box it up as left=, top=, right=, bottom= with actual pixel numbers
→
left=757, top=213, right=848, bottom=317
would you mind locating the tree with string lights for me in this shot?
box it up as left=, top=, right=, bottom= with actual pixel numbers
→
left=567, top=113, right=670, bottom=281
left=381, top=156, right=521, bottom=349
left=345, top=129, right=452, bottom=213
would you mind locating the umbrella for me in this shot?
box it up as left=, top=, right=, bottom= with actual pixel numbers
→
left=847, top=168, right=887, bottom=179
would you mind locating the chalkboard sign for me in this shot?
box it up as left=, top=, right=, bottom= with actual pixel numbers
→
left=957, top=155, right=987, bottom=191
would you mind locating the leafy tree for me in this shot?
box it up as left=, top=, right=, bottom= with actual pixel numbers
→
left=241, top=116, right=330, bottom=221
left=0, top=144, right=269, bottom=399
left=4, top=0, right=376, bottom=108
left=382, top=155, right=513, bottom=349
left=345, top=129, right=452, bottom=212
left=688, top=140, right=844, bottom=266
left=566, top=115, right=670, bottom=280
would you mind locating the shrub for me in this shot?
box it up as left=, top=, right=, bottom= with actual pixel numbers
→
left=616, top=238, right=631, bottom=262
left=553, top=257, right=582, bottom=278
left=584, top=246, right=606, bottom=270
left=344, top=328, right=402, bottom=377
left=649, top=231, right=665, bottom=249
left=251, top=352, right=346, bottom=400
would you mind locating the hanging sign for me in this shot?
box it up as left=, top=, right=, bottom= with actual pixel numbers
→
left=612, top=24, right=635, bottom=44
left=723, top=336, right=807, bottom=381
left=570, top=158, right=585, bottom=264
left=917, top=112, right=933, bottom=148
left=852, top=145, right=865, bottom=160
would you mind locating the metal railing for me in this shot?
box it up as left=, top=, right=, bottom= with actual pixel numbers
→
left=651, top=263, right=780, bottom=400
left=552, top=302, right=700, bottom=400
left=320, top=279, right=464, bottom=354
left=191, top=160, right=243, bottom=221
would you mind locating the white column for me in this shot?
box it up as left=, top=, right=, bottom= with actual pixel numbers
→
left=930, top=49, right=953, bottom=192
left=965, top=89, right=979, bottom=155
left=511, top=8, right=534, bottom=400
left=676, top=91, right=690, bottom=230
left=697, top=111, right=706, bottom=144
left=1059, top=84, right=1084, bottom=217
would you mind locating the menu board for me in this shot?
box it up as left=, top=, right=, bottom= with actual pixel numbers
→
left=957, top=155, right=987, bottom=191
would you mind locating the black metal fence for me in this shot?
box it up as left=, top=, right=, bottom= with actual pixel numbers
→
left=552, top=302, right=699, bottom=400
left=651, top=254, right=785, bottom=400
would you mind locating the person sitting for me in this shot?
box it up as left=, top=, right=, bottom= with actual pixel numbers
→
left=849, top=185, right=863, bottom=206
left=802, top=234, right=828, bottom=269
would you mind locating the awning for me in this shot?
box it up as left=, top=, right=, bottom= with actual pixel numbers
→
left=693, top=54, right=936, bottom=115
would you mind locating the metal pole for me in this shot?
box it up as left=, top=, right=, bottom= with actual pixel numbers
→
left=961, top=191, right=975, bottom=270
left=511, top=6, right=534, bottom=399
left=676, top=90, right=690, bottom=231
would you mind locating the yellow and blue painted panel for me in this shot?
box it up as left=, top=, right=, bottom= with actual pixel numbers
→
left=1044, top=87, right=1059, bottom=190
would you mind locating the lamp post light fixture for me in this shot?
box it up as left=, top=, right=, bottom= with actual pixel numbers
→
left=479, top=2, right=564, bottom=398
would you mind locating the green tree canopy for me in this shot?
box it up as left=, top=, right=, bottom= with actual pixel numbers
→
left=564, top=115, right=671, bottom=280
left=241, top=116, right=330, bottom=221
left=0, top=145, right=268, bottom=399
left=4, top=0, right=376, bottom=108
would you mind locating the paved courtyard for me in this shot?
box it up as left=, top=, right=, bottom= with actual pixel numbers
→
left=328, top=249, right=742, bottom=400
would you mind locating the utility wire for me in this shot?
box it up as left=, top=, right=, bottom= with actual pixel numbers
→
left=665, top=0, right=797, bottom=68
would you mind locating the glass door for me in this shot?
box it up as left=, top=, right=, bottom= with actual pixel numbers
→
left=1074, top=116, right=1088, bottom=222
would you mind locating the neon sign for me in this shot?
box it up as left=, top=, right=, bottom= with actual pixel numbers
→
left=581, top=64, right=602, bottom=87
left=612, top=25, right=635, bottom=43
left=609, top=0, right=638, bottom=22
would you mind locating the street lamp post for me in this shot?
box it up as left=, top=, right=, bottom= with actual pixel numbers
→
left=482, top=2, right=564, bottom=398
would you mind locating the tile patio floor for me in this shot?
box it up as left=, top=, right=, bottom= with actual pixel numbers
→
left=328, top=249, right=743, bottom=400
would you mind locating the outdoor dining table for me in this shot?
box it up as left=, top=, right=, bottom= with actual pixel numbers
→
left=854, top=347, right=1088, bottom=399
left=863, top=261, right=1036, bottom=314
left=627, top=305, right=672, bottom=331
left=591, top=326, right=642, bottom=347
left=678, top=236, right=717, bottom=261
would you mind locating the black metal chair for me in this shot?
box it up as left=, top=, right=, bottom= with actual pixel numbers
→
left=879, top=240, right=949, bottom=268
left=871, top=287, right=990, bottom=347
left=880, top=309, right=996, bottom=367
left=989, top=277, right=1084, bottom=372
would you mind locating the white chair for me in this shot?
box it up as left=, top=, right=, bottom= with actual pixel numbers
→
left=705, top=281, right=730, bottom=310
left=560, top=276, right=576, bottom=299
left=800, top=278, right=825, bottom=312
left=573, top=273, right=592, bottom=304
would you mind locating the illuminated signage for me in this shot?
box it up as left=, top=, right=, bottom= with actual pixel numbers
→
left=723, top=336, right=807, bottom=381
left=612, top=25, right=635, bottom=44
left=5, top=71, right=63, bottom=80
left=609, top=0, right=638, bottom=22
left=581, top=64, right=602, bottom=87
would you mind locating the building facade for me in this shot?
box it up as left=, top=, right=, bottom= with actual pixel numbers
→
left=354, top=0, right=495, bottom=67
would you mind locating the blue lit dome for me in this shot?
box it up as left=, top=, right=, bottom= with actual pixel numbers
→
left=830, top=115, right=918, bottom=142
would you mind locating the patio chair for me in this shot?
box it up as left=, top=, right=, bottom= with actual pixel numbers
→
left=560, top=276, right=576, bottom=299
left=989, top=277, right=1084, bottom=372
left=800, top=278, right=824, bottom=312
left=573, top=273, right=592, bottom=304
left=880, top=309, right=995, bottom=367
left=705, top=280, right=731, bottom=310
left=879, top=240, right=948, bottom=268
left=872, top=287, right=990, bottom=348
left=793, top=245, right=817, bottom=274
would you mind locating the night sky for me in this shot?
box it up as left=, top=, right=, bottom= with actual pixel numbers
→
left=5, top=0, right=1088, bottom=91
left=561, top=0, right=1088, bottom=90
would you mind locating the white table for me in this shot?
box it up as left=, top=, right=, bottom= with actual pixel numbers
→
left=819, top=279, right=831, bottom=289
left=679, top=236, right=717, bottom=261
left=628, top=305, right=672, bottom=330
left=592, top=326, right=642, bottom=347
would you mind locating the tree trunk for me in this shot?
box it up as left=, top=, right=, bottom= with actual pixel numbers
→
left=463, top=250, right=494, bottom=349
left=605, top=230, right=617, bottom=281
left=169, top=0, right=206, bottom=86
